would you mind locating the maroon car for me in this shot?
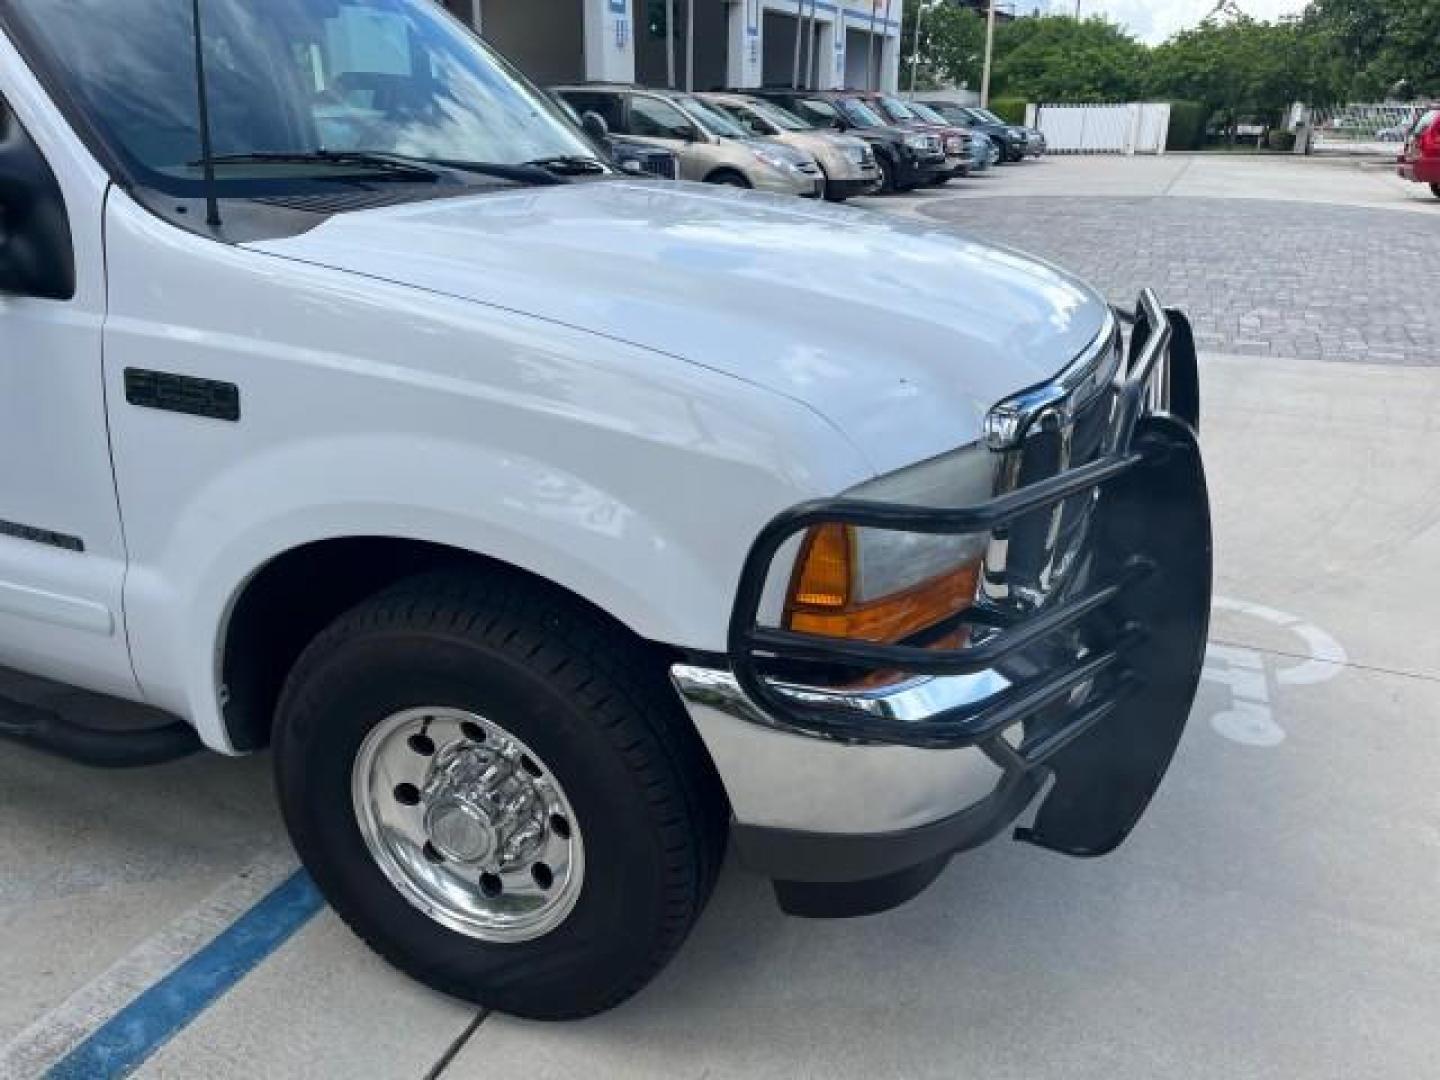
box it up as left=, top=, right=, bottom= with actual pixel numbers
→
left=846, top=91, right=971, bottom=182
left=1398, top=106, right=1440, bottom=199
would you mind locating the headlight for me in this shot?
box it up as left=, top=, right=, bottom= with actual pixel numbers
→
left=903, top=132, right=931, bottom=152
left=749, top=146, right=796, bottom=172
left=784, top=443, right=997, bottom=642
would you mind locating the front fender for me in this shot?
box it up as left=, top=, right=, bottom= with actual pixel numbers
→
left=125, top=429, right=846, bottom=752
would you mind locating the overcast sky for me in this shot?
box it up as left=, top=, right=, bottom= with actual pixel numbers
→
left=1033, top=0, right=1309, bottom=43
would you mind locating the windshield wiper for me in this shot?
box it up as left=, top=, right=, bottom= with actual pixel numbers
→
left=189, top=150, right=567, bottom=186
left=521, top=155, right=608, bottom=176
left=192, top=150, right=441, bottom=179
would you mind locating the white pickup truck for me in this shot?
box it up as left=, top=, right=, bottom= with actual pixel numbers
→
left=0, top=0, right=1212, bottom=1019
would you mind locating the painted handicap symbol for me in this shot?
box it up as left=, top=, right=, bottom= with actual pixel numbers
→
left=1202, top=597, right=1347, bottom=748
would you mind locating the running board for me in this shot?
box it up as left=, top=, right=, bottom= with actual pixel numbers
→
left=0, top=667, right=200, bottom=768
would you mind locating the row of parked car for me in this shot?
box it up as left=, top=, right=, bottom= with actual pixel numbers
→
left=549, top=84, right=1047, bottom=202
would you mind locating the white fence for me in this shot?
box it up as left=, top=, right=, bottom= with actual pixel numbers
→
left=1307, top=103, right=1427, bottom=155
left=1028, top=103, right=1172, bottom=155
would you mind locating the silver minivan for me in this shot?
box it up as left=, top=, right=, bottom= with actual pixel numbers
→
left=701, top=92, right=881, bottom=202
left=553, top=84, right=823, bottom=197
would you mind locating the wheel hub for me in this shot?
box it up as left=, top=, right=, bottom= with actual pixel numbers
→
left=352, top=708, right=584, bottom=943
left=420, top=743, right=548, bottom=870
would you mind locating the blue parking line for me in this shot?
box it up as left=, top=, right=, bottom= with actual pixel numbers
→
left=46, top=870, right=324, bottom=1080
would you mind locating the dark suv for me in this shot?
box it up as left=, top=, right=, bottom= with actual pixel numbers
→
left=742, top=89, right=948, bottom=193
left=847, top=91, right=972, bottom=181
left=916, top=98, right=1028, bottom=163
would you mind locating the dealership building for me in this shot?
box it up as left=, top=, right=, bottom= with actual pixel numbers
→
left=436, top=0, right=906, bottom=93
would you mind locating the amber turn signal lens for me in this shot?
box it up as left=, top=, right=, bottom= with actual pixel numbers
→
left=789, top=523, right=853, bottom=610
left=784, top=525, right=981, bottom=644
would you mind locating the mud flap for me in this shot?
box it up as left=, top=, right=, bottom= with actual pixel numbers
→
left=1018, top=414, right=1212, bottom=857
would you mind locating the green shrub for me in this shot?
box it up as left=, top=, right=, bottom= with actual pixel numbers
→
left=1166, top=100, right=1207, bottom=151
left=988, top=97, right=1029, bottom=125
left=1267, top=129, right=1296, bottom=152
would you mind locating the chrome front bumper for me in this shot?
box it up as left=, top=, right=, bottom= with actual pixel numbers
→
left=671, top=664, right=1009, bottom=836
left=670, top=291, right=1212, bottom=917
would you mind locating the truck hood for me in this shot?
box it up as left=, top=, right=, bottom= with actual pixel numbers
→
left=247, top=180, right=1109, bottom=475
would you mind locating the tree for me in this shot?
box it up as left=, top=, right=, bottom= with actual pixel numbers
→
left=1305, top=0, right=1440, bottom=99
left=901, top=2, right=987, bottom=92
left=990, top=16, right=1150, bottom=103
left=1147, top=16, right=1338, bottom=124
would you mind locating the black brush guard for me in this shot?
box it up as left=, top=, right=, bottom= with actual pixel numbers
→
left=726, top=291, right=1212, bottom=858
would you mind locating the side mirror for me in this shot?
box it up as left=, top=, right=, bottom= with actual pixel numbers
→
left=581, top=110, right=610, bottom=144
left=0, top=101, right=74, bottom=301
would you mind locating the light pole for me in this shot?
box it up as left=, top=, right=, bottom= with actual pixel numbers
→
left=866, top=0, right=879, bottom=90
left=980, top=0, right=997, bottom=107
left=685, top=0, right=694, bottom=90
left=909, top=0, right=927, bottom=95
left=666, top=0, right=676, bottom=88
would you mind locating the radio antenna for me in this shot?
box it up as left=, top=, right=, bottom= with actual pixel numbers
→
left=190, top=0, right=222, bottom=230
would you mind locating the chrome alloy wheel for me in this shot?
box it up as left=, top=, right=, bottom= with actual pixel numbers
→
left=352, top=707, right=584, bottom=943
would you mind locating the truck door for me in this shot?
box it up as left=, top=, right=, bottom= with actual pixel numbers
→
left=0, top=69, right=137, bottom=698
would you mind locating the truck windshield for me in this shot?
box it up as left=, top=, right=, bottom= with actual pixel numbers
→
left=6, top=0, right=597, bottom=191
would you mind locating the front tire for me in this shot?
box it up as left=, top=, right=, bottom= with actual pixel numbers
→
left=705, top=169, right=751, bottom=188
left=273, top=570, right=728, bottom=1019
left=877, top=152, right=899, bottom=193
left=1431, top=183, right=1439, bottom=200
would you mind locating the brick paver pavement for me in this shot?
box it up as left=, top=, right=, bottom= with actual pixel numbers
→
left=918, top=196, right=1438, bottom=364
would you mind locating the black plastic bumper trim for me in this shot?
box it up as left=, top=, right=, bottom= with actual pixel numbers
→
left=737, top=769, right=1043, bottom=888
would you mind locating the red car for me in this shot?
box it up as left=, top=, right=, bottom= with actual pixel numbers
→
left=1397, top=106, right=1440, bottom=199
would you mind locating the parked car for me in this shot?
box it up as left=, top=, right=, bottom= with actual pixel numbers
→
left=552, top=84, right=823, bottom=196
left=700, top=92, right=880, bottom=201
left=968, top=105, right=1049, bottom=158
left=549, top=91, right=678, bottom=180
left=600, top=134, right=678, bottom=180
left=848, top=91, right=972, bottom=181
left=914, top=96, right=1028, bottom=163
left=1397, top=106, right=1440, bottom=199
left=910, top=100, right=996, bottom=172
left=744, top=88, right=948, bottom=192
left=0, top=0, right=1213, bottom=1022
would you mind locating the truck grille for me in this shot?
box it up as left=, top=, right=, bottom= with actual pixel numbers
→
left=984, top=324, right=1123, bottom=611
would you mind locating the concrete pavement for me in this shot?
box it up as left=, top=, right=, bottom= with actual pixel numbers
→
left=859, top=152, right=1437, bottom=214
